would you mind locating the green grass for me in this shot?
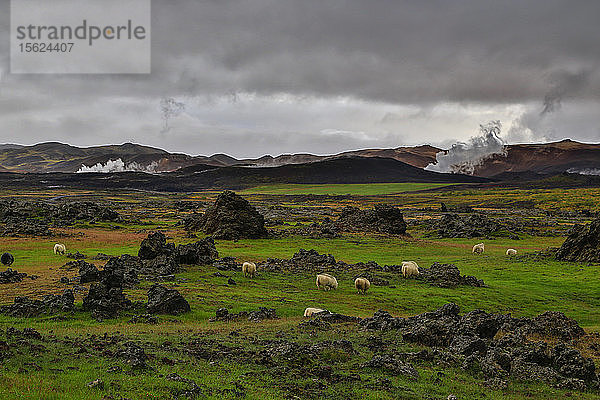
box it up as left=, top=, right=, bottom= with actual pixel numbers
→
left=241, top=182, right=462, bottom=195
left=1, top=184, right=600, bottom=399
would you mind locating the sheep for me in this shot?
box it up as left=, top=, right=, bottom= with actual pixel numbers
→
left=402, top=261, right=420, bottom=278
left=354, top=277, right=371, bottom=294
left=506, top=248, right=517, bottom=256
left=242, top=262, right=257, bottom=278
left=304, top=307, right=326, bottom=317
left=53, top=243, right=66, bottom=255
left=472, top=243, right=485, bottom=255
left=316, top=273, right=338, bottom=290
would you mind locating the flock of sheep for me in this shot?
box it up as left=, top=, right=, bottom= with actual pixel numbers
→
left=49, top=241, right=518, bottom=317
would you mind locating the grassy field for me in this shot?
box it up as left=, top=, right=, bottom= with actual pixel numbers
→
left=241, top=182, right=463, bottom=195
left=1, top=184, right=599, bottom=399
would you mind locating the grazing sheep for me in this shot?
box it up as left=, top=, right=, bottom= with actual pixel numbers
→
left=316, top=273, right=338, bottom=290
left=53, top=243, right=66, bottom=255
left=304, top=307, right=326, bottom=317
left=402, top=261, right=420, bottom=278
left=354, top=277, right=371, bottom=294
left=472, top=243, right=485, bottom=254
left=242, top=262, right=257, bottom=278
left=506, top=248, right=517, bottom=256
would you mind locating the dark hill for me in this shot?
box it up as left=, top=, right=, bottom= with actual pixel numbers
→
left=0, top=157, right=488, bottom=192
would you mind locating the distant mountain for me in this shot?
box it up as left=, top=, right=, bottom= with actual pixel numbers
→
left=0, top=142, right=223, bottom=173
left=1, top=140, right=598, bottom=178
left=0, top=156, right=488, bottom=192
left=239, top=145, right=441, bottom=168
left=0, top=142, right=441, bottom=173
left=472, top=140, right=600, bottom=177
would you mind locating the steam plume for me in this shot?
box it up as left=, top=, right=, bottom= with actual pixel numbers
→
left=160, top=97, right=186, bottom=133
left=426, top=121, right=506, bottom=175
left=77, top=159, right=160, bottom=173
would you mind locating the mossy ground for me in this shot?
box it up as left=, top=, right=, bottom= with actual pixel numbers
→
left=0, top=184, right=599, bottom=399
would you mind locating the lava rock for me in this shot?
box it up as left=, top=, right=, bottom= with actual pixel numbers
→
left=209, top=307, right=278, bottom=322
left=335, top=204, right=407, bottom=234
left=1, top=218, right=52, bottom=237
left=53, top=201, right=120, bottom=223
left=1, top=252, right=14, bottom=266
left=174, top=237, right=219, bottom=265
left=213, top=257, right=238, bottom=271
left=426, top=213, right=504, bottom=238
left=290, top=248, right=336, bottom=266
left=66, top=251, right=86, bottom=259
left=146, top=284, right=190, bottom=315
left=417, top=263, right=486, bottom=288
left=0, top=289, right=74, bottom=317
left=556, top=217, right=600, bottom=262
left=0, top=268, right=27, bottom=284
left=138, top=232, right=175, bottom=260
left=197, top=191, right=269, bottom=240
left=76, top=260, right=100, bottom=284
left=103, top=256, right=139, bottom=288
left=82, top=265, right=132, bottom=320
left=116, top=341, right=148, bottom=370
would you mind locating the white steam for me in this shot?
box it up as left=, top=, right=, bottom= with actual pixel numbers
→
left=426, top=121, right=506, bottom=175
left=77, top=158, right=161, bottom=173
left=567, top=168, right=600, bottom=176
left=160, top=97, right=186, bottom=134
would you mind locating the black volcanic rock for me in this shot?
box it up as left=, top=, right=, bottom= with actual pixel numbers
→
left=198, top=191, right=268, bottom=240
left=82, top=263, right=132, bottom=320
left=1, top=252, right=14, bottom=266
left=138, top=232, right=175, bottom=260
left=0, top=268, right=27, bottom=284
left=334, top=204, right=407, bottom=235
left=0, top=289, right=74, bottom=317
left=417, top=263, right=486, bottom=288
left=76, top=260, right=101, bottom=284
left=53, top=201, right=120, bottom=222
left=426, top=213, right=503, bottom=238
left=146, top=284, right=190, bottom=315
left=359, top=304, right=598, bottom=389
left=175, top=237, right=219, bottom=265
left=556, top=217, right=600, bottom=263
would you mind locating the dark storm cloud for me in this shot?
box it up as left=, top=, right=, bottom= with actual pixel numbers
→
left=0, top=0, right=599, bottom=155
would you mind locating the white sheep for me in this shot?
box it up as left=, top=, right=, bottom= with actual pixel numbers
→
left=506, top=248, right=517, bottom=256
left=316, top=273, right=338, bottom=290
left=242, top=262, right=257, bottom=278
left=53, top=243, right=66, bottom=255
left=354, top=277, right=371, bottom=294
left=402, top=261, right=420, bottom=278
left=303, top=307, right=326, bottom=317
left=472, top=243, right=485, bottom=254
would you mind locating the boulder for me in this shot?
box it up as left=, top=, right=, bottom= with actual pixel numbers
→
left=0, top=289, right=74, bottom=317
left=0, top=268, right=27, bottom=284
left=556, top=217, right=600, bottom=263
left=138, top=232, right=174, bottom=260
left=417, top=262, right=486, bottom=288
left=175, top=237, right=219, bottom=265
left=335, top=204, right=407, bottom=234
left=198, top=191, right=269, bottom=240
left=1, top=252, right=14, bottom=266
left=77, top=260, right=100, bottom=284
left=146, top=284, right=190, bottom=315
left=427, top=213, right=504, bottom=238
left=82, top=265, right=132, bottom=320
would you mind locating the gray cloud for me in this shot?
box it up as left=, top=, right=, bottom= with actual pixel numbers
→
left=0, top=0, right=599, bottom=156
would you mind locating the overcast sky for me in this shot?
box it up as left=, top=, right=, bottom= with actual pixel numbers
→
left=1, top=0, right=599, bottom=157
